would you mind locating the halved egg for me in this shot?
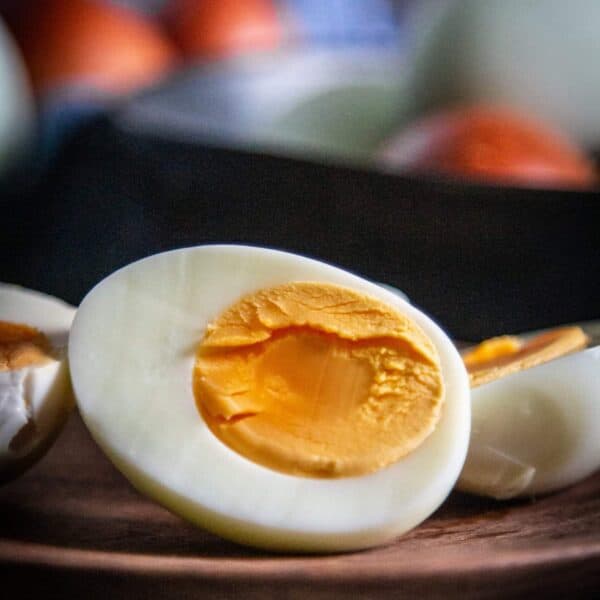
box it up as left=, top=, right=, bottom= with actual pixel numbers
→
left=458, top=326, right=600, bottom=499
left=0, top=284, right=76, bottom=483
left=69, top=245, right=471, bottom=552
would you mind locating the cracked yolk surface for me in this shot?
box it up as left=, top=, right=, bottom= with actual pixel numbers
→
left=0, top=321, right=53, bottom=372
left=193, top=282, right=444, bottom=478
left=463, top=326, right=589, bottom=388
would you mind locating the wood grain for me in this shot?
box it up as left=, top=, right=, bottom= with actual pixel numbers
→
left=1, top=411, right=599, bottom=599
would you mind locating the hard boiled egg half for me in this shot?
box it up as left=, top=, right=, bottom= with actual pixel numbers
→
left=0, top=284, right=76, bottom=483
left=69, top=245, right=471, bottom=552
left=459, top=325, right=600, bottom=499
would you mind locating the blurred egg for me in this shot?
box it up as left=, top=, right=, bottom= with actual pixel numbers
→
left=1, top=284, right=76, bottom=483
left=0, top=17, right=34, bottom=177
left=5, top=0, right=177, bottom=97
left=459, top=327, right=600, bottom=499
left=265, top=82, right=405, bottom=164
left=378, top=106, right=597, bottom=189
left=163, top=0, right=282, bottom=61
left=406, top=0, right=600, bottom=149
left=69, top=245, right=471, bottom=551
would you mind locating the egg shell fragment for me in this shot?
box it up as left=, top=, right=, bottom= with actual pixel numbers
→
left=69, top=245, right=471, bottom=552
left=0, top=284, right=76, bottom=482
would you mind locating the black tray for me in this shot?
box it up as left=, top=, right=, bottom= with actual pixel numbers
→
left=3, top=57, right=599, bottom=340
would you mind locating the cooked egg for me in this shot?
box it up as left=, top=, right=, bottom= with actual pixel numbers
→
left=459, top=326, right=600, bottom=499
left=0, top=284, right=76, bottom=483
left=69, top=245, right=471, bottom=552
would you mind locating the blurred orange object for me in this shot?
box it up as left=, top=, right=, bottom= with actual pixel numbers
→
left=5, top=0, right=177, bottom=96
left=379, top=106, right=597, bottom=189
left=163, top=0, right=282, bottom=61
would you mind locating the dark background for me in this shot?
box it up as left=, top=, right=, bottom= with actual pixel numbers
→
left=1, top=0, right=598, bottom=341
left=3, top=107, right=598, bottom=341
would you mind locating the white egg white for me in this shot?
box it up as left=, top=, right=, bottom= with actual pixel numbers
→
left=458, top=344, right=600, bottom=499
left=69, top=245, right=471, bottom=552
left=0, top=284, right=76, bottom=482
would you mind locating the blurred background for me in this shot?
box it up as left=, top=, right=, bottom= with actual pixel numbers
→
left=0, top=0, right=599, bottom=339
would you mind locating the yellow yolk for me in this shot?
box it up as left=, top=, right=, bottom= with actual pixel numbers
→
left=462, top=336, right=522, bottom=367
left=463, top=326, right=589, bottom=388
left=0, top=321, right=54, bottom=372
left=193, top=282, right=444, bottom=478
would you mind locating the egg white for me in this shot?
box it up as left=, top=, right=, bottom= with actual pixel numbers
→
left=69, top=245, right=471, bottom=552
left=459, top=344, right=600, bottom=499
left=0, top=284, right=76, bottom=482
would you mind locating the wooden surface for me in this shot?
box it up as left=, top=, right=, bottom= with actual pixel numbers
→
left=1, top=412, right=599, bottom=598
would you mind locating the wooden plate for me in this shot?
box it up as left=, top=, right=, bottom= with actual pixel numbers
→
left=1, top=411, right=599, bottom=598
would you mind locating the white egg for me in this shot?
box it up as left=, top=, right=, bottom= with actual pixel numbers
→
left=69, top=245, right=471, bottom=552
left=0, top=18, right=34, bottom=177
left=458, top=345, right=600, bottom=499
left=407, top=0, right=600, bottom=148
left=0, top=284, right=76, bottom=482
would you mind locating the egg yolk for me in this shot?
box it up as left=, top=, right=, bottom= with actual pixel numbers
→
left=463, top=326, right=589, bottom=388
left=0, top=321, right=53, bottom=372
left=193, top=283, right=444, bottom=478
